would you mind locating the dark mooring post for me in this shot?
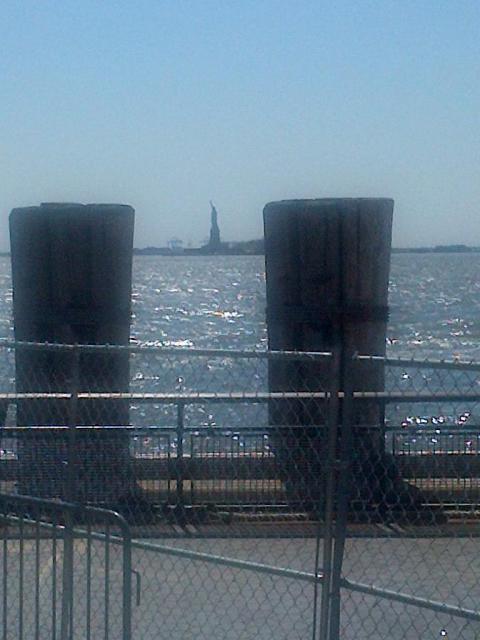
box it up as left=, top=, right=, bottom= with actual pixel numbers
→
left=264, top=198, right=420, bottom=512
left=10, top=203, right=135, bottom=502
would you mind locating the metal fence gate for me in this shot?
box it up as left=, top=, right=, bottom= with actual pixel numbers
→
left=0, top=494, right=132, bottom=640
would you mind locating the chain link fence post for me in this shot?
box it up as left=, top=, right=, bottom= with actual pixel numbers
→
left=175, top=400, right=186, bottom=523
left=318, top=347, right=341, bottom=640
left=67, top=345, right=80, bottom=504
left=61, top=345, right=80, bottom=640
left=328, top=350, right=355, bottom=640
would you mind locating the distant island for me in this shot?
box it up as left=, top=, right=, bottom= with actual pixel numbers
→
left=135, top=204, right=480, bottom=256
left=134, top=238, right=264, bottom=256
left=134, top=203, right=264, bottom=256
left=392, top=245, right=480, bottom=254
left=134, top=242, right=480, bottom=257
left=0, top=205, right=478, bottom=257
left=0, top=243, right=478, bottom=258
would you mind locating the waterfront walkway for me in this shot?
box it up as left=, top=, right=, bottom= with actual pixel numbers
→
left=2, top=532, right=479, bottom=639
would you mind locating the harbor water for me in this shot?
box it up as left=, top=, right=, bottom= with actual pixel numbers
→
left=0, top=253, right=478, bottom=359
left=0, top=253, right=479, bottom=452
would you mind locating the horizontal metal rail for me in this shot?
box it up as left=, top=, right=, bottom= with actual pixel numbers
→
left=0, top=340, right=332, bottom=361
left=0, top=424, right=316, bottom=432
left=0, top=493, right=131, bottom=538
left=0, top=391, right=329, bottom=402
left=386, top=426, right=480, bottom=432
left=339, top=577, right=480, bottom=622
left=4, top=339, right=480, bottom=370
left=130, top=537, right=324, bottom=585
left=356, top=353, right=480, bottom=372
left=351, top=391, right=480, bottom=402
left=3, top=390, right=480, bottom=403
left=0, top=393, right=71, bottom=400
left=78, top=391, right=329, bottom=402
left=0, top=424, right=478, bottom=435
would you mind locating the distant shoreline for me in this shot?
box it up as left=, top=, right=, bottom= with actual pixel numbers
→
left=132, top=244, right=480, bottom=256
left=392, top=245, right=480, bottom=254
left=0, top=244, right=478, bottom=258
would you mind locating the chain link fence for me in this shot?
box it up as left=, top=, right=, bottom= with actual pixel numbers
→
left=0, top=342, right=478, bottom=638
left=331, top=354, right=480, bottom=640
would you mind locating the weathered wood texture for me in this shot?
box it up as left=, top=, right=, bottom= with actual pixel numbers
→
left=264, top=198, right=392, bottom=373
left=9, top=203, right=135, bottom=500
left=263, top=199, right=417, bottom=509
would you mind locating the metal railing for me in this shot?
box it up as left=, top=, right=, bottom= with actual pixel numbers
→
left=0, top=493, right=132, bottom=640
left=0, top=422, right=479, bottom=509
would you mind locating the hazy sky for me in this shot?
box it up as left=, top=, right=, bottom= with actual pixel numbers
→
left=1, top=1, right=479, bottom=249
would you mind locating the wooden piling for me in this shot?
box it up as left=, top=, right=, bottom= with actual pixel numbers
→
left=9, top=203, right=135, bottom=502
left=263, top=198, right=419, bottom=511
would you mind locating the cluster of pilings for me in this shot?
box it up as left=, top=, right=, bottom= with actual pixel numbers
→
left=8, top=198, right=421, bottom=514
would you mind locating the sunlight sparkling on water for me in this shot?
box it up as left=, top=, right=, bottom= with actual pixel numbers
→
left=0, top=253, right=479, bottom=360
left=0, top=253, right=479, bottom=444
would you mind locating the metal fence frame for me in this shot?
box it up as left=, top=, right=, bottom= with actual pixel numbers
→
left=0, top=493, right=133, bottom=640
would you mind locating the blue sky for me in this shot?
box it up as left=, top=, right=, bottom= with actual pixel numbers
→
left=1, top=1, right=478, bottom=249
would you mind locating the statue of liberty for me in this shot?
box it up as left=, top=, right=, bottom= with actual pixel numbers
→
left=208, top=201, right=221, bottom=251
